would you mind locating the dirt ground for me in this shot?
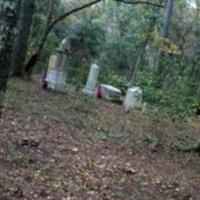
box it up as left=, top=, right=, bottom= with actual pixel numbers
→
left=0, top=79, right=200, bottom=200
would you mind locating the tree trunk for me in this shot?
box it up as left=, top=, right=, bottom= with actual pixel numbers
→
left=11, top=0, right=35, bottom=77
left=0, top=0, right=20, bottom=116
left=24, top=50, right=42, bottom=79
left=128, top=38, right=149, bottom=86
left=24, top=0, right=54, bottom=79
left=162, top=0, right=174, bottom=38
left=156, top=0, right=174, bottom=76
left=128, top=17, right=157, bottom=87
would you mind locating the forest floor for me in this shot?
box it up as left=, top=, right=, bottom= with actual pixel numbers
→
left=0, top=79, right=200, bottom=200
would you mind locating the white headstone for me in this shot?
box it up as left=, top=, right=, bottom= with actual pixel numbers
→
left=46, top=53, right=67, bottom=92
left=45, top=38, right=70, bottom=92
left=83, top=64, right=100, bottom=95
left=123, top=87, right=142, bottom=112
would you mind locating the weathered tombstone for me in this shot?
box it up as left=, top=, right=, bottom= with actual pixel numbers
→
left=83, top=63, right=100, bottom=95
left=46, top=38, right=70, bottom=92
left=47, top=70, right=67, bottom=91
left=123, top=87, right=142, bottom=112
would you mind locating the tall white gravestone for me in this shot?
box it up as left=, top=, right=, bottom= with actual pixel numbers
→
left=83, top=64, right=100, bottom=95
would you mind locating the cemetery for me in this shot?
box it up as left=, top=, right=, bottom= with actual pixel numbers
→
left=1, top=0, right=200, bottom=199
left=45, top=38, right=144, bottom=113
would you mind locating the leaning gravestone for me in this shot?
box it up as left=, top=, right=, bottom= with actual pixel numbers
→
left=83, top=63, right=100, bottom=95
left=99, top=84, right=122, bottom=101
left=123, top=87, right=142, bottom=112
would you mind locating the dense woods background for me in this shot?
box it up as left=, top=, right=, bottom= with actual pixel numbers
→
left=0, top=0, right=200, bottom=116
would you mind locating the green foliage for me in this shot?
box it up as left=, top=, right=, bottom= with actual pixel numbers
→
left=100, top=74, right=128, bottom=94
left=66, top=19, right=104, bottom=60
left=30, top=0, right=67, bottom=73
left=136, top=71, right=199, bottom=117
left=6, top=148, right=24, bottom=166
left=75, top=116, right=85, bottom=130
left=65, top=18, right=104, bottom=88
left=95, top=130, right=111, bottom=140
